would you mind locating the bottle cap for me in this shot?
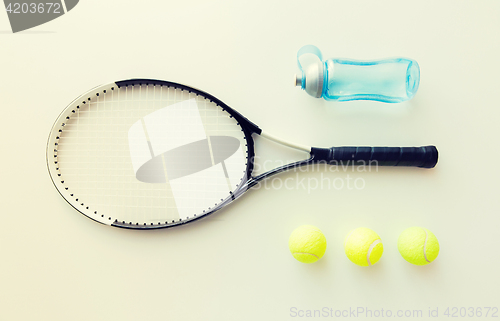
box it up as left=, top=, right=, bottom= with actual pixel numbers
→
left=296, top=45, right=324, bottom=98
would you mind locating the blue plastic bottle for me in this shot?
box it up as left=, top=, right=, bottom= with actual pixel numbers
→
left=295, top=45, right=420, bottom=103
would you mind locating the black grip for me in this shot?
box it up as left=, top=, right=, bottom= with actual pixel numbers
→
left=311, top=146, right=438, bottom=168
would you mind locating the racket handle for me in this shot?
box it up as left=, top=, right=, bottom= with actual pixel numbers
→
left=311, top=146, right=438, bottom=168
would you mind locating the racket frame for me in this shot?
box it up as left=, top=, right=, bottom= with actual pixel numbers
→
left=48, top=79, right=295, bottom=229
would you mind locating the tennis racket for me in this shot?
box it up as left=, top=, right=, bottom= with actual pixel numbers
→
left=47, top=79, right=438, bottom=229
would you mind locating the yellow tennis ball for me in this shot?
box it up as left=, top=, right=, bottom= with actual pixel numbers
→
left=398, top=227, right=439, bottom=265
left=288, top=225, right=327, bottom=263
left=344, top=227, right=383, bottom=266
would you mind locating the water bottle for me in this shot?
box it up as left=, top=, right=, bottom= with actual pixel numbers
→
left=295, top=45, right=420, bottom=103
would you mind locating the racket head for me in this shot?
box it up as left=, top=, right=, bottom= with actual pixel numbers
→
left=47, top=79, right=258, bottom=229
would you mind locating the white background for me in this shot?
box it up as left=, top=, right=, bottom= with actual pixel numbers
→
left=1, top=1, right=499, bottom=320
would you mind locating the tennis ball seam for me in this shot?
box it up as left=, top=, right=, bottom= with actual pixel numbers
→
left=344, top=230, right=355, bottom=246
left=291, top=252, right=319, bottom=259
left=367, top=239, right=381, bottom=266
left=423, top=228, right=431, bottom=263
